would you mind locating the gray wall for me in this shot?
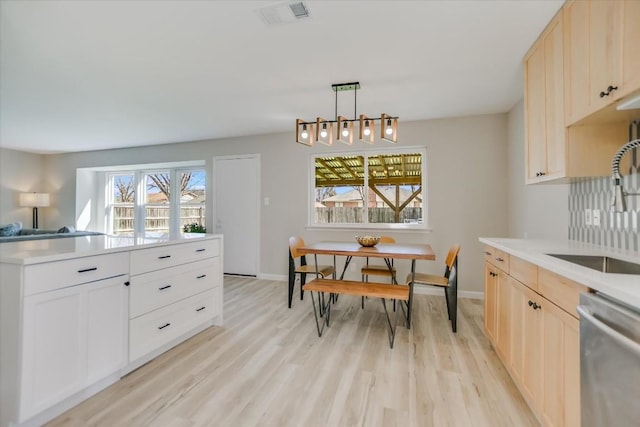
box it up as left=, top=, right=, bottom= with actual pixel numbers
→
left=0, top=114, right=510, bottom=294
left=507, top=100, right=569, bottom=239
left=0, top=147, right=48, bottom=227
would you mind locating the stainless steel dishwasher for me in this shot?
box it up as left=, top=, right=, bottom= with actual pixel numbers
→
left=577, top=292, right=640, bottom=427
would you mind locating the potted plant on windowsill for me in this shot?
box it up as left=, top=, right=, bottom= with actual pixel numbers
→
left=183, top=223, right=206, bottom=233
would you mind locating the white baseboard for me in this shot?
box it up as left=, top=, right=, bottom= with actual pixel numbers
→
left=257, top=273, right=288, bottom=281
left=413, top=284, right=484, bottom=299
left=254, top=275, right=484, bottom=300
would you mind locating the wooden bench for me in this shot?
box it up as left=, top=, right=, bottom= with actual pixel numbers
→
left=302, top=278, right=409, bottom=348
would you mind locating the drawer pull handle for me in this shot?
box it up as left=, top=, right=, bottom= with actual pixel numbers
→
left=495, top=257, right=504, bottom=262
left=196, top=306, right=206, bottom=312
left=159, top=285, right=172, bottom=291
left=158, top=323, right=171, bottom=330
left=196, top=248, right=206, bottom=252
left=484, top=251, right=491, bottom=256
left=78, top=267, right=98, bottom=273
left=528, top=300, right=541, bottom=310
left=197, top=274, right=207, bottom=279
left=158, top=255, right=171, bottom=259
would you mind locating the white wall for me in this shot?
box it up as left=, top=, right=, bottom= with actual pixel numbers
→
left=507, top=100, right=569, bottom=239
left=0, top=147, right=47, bottom=227
left=0, top=114, right=509, bottom=293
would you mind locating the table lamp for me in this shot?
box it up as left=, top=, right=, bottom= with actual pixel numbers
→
left=19, top=192, right=50, bottom=229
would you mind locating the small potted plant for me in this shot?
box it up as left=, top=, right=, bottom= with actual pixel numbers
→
left=183, top=222, right=206, bottom=233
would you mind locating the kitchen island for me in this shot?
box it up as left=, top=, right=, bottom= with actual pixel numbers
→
left=478, top=237, right=639, bottom=427
left=0, top=232, right=223, bottom=427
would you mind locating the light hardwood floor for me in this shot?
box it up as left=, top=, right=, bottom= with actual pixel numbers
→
left=47, top=276, right=537, bottom=427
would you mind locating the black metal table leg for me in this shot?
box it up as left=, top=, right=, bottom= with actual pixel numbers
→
left=407, top=259, right=416, bottom=329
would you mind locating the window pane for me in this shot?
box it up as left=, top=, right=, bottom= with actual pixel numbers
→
left=111, top=174, right=134, bottom=235
left=315, top=155, right=365, bottom=224
left=179, top=169, right=206, bottom=233
left=368, top=153, right=422, bottom=224
left=144, top=172, right=170, bottom=233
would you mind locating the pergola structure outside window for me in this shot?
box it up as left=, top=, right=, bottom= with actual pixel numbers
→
left=310, top=148, right=427, bottom=229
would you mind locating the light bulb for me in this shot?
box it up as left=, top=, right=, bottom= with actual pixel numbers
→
left=342, top=123, right=349, bottom=137
left=301, top=125, right=309, bottom=139
left=385, top=119, right=393, bottom=135
left=320, top=124, right=328, bottom=138
left=363, top=120, right=371, bottom=136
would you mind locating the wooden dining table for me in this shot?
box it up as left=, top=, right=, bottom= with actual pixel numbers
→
left=298, top=241, right=436, bottom=328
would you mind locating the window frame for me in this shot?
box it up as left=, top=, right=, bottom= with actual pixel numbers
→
left=307, top=147, right=428, bottom=230
left=105, top=166, right=206, bottom=236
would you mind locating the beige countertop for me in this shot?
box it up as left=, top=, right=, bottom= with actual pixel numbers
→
left=479, top=238, right=640, bottom=309
left=0, top=232, right=222, bottom=265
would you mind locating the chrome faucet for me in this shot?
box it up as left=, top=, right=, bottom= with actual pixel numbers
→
left=611, top=138, right=640, bottom=212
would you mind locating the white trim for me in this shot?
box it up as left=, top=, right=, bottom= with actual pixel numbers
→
left=308, top=146, right=429, bottom=229
left=257, top=273, right=287, bottom=281
left=413, top=285, right=484, bottom=299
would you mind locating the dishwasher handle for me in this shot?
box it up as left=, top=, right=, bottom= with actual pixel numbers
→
left=577, top=305, right=640, bottom=355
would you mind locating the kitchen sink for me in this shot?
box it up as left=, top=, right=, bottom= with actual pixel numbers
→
left=546, top=254, right=640, bottom=275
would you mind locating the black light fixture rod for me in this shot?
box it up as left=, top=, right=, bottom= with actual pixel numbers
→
left=297, top=117, right=397, bottom=126
left=298, top=116, right=398, bottom=126
left=354, top=85, right=357, bottom=120
left=335, top=86, right=338, bottom=121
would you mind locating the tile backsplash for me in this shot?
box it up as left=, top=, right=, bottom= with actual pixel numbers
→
left=568, top=157, right=639, bottom=252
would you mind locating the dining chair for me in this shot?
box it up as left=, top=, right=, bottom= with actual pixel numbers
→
left=361, top=236, right=396, bottom=308
left=406, top=244, right=460, bottom=332
left=288, top=236, right=335, bottom=308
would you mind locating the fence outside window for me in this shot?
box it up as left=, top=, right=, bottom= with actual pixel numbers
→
left=113, top=205, right=205, bottom=234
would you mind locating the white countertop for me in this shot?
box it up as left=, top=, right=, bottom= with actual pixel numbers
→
left=479, top=238, right=640, bottom=309
left=0, top=232, right=222, bottom=265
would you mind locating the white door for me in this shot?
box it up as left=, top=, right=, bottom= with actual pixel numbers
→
left=213, top=155, right=259, bottom=276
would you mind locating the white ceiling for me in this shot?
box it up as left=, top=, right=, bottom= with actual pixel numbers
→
left=0, top=0, right=563, bottom=154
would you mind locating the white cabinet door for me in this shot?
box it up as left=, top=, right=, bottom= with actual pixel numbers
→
left=21, top=275, right=128, bottom=422
left=21, top=286, right=87, bottom=421
left=87, top=276, right=129, bottom=384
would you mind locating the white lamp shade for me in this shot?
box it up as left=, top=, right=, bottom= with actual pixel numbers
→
left=19, top=192, right=50, bottom=208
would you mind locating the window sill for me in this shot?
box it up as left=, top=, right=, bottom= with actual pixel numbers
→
left=305, top=224, right=433, bottom=233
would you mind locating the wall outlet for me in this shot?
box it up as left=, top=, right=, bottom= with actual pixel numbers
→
left=584, top=209, right=592, bottom=225
left=592, top=209, right=601, bottom=226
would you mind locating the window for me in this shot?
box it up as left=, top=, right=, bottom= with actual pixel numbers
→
left=311, top=148, right=426, bottom=228
left=106, top=167, right=206, bottom=235
left=108, top=173, right=135, bottom=235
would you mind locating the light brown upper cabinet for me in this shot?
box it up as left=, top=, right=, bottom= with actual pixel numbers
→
left=525, top=10, right=565, bottom=183
left=524, top=1, right=631, bottom=184
left=564, top=0, right=640, bottom=125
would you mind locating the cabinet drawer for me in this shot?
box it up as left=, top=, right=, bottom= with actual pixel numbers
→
left=538, top=268, right=588, bottom=318
left=23, top=252, right=129, bottom=296
left=510, top=256, right=538, bottom=292
left=483, top=246, right=510, bottom=272
left=130, top=258, right=219, bottom=318
left=129, top=289, right=217, bottom=362
left=130, top=239, right=219, bottom=275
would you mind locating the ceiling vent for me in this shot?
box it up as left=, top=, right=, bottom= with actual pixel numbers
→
left=256, top=2, right=310, bottom=26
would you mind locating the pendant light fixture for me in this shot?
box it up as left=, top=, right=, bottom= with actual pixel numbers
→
left=295, top=82, right=398, bottom=146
